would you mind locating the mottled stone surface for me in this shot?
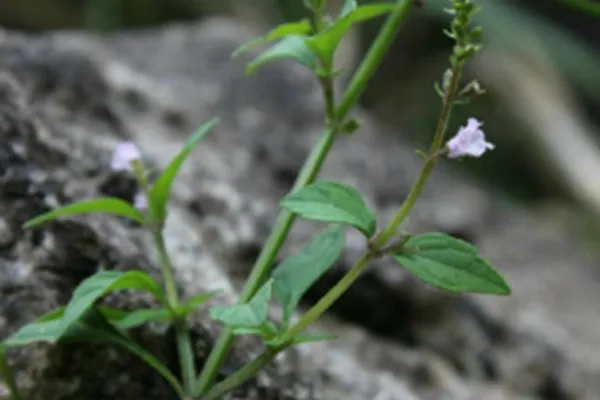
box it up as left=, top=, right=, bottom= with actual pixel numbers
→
left=0, top=16, right=599, bottom=400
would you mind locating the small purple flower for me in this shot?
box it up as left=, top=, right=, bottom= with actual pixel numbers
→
left=111, top=141, right=141, bottom=172
left=446, top=118, right=494, bottom=159
left=134, top=192, right=147, bottom=210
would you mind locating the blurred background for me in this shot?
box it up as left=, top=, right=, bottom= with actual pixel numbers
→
left=2, top=0, right=600, bottom=217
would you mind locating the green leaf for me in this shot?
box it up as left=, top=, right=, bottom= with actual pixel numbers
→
left=3, top=319, right=62, bottom=347
left=209, top=280, right=273, bottom=328
left=23, top=198, right=146, bottom=228
left=341, top=0, right=358, bottom=17
left=307, top=3, right=395, bottom=67
left=36, top=307, right=68, bottom=322
left=231, top=321, right=279, bottom=339
left=1, top=304, right=135, bottom=347
left=233, top=20, right=313, bottom=57
left=65, top=308, right=185, bottom=397
left=58, top=270, right=165, bottom=337
left=149, top=118, right=220, bottom=222
left=175, top=290, right=221, bottom=317
left=391, top=233, right=511, bottom=295
left=281, top=181, right=376, bottom=237
left=1, top=307, right=185, bottom=396
left=246, top=35, right=318, bottom=75
left=272, top=225, right=345, bottom=325
left=115, top=308, right=173, bottom=330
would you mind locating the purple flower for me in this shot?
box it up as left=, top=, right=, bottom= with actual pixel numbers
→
left=446, top=118, right=494, bottom=159
left=111, top=141, right=141, bottom=172
left=133, top=192, right=147, bottom=210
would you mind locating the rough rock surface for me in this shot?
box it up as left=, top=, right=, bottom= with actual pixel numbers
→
left=0, top=17, right=599, bottom=400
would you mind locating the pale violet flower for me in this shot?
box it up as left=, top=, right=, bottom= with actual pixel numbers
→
left=111, top=141, right=141, bottom=171
left=134, top=192, right=147, bottom=210
left=446, top=118, right=494, bottom=158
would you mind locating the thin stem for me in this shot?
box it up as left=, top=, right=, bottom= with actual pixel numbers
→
left=282, top=253, right=373, bottom=341
left=153, top=231, right=180, bottom=308
left=174, top=319, right=196, bottom=395
left=195, top=127, right=338, bottom=395
left=0, top=348, right=23, bottom=400
left=200, top=348, right=281, bottom=400
left=372, top=65, right=463, bottom=248
left=154, top=231, right=196, bottom=395
left=335, top=0, right=413, bottom=121
left=204, top=58, right=465, bottom=398
left=195, top=1, right=416, bottom=395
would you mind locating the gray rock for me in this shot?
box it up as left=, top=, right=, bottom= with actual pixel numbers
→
left=0, top=16, right=599, bottom=400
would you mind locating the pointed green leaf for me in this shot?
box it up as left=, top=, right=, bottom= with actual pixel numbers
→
left=58, top=270, right=165, bottom=337
left=176, top=290, right=221, bottom=317
left=231, top=321, right=279, bottom=340
left=307, top=3, right=396, bottom=66
left=1, top=305, right=153, bottom=346
left=36, top=307, right=68, bottom=322
left=233, top=20, right=313, bottom=57
left=209, top=280, right=273, bottom=328
left=115, top=308, right=172, bottom=330
left=391, top=233, right=511, bottom=295
left=149, top=118, right=219, bottom=221
left=63, top=308, right=184, bottom=397
left=3, top=319, right=62, bottom=347
left=281, top=181, right=376, bottom=237
left=273, top=225, right=345, bottom=325
left=246, top=35, right=318, bottom=75
left=23, top=197, right=146, bottom=228
left=341, top=0, right=358, bottom=16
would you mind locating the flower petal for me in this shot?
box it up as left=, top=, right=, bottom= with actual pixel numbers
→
left=111, top=142, right=141, bottom=172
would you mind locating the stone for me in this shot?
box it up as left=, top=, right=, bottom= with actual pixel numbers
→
left=0, top=16, right=598, bottom=400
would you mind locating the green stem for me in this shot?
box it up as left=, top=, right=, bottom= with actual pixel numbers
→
left=153, top=231, right=180, bottom=309
left=372, top=65, right=463, bottom=248
left=154, top=231, right=196, bottom=395
left=195, top=1, right=415, bottom=395
left=206, top=60, right=465, bottom=398
left=282, top=253, right=373, bottom=341
left=194, top=126, right=338, bottom=395
left=334, top=0, right=413, bottom=121
left=200, top=348, right=281, bottom=400
left=0, top=348, right=23, bottom=400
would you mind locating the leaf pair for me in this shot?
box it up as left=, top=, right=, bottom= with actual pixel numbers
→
left=4, top=307, right=185, bottom=397
left=209, top=225, right=345, bottom=346
left=235, top=2, right=398, bottom=75
left=3, top=270, right=218, bottom=397
left=23, top=118, right=220, bottom=229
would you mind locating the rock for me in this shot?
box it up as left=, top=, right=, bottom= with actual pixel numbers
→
left=0, top=16, right=599, bottom=400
